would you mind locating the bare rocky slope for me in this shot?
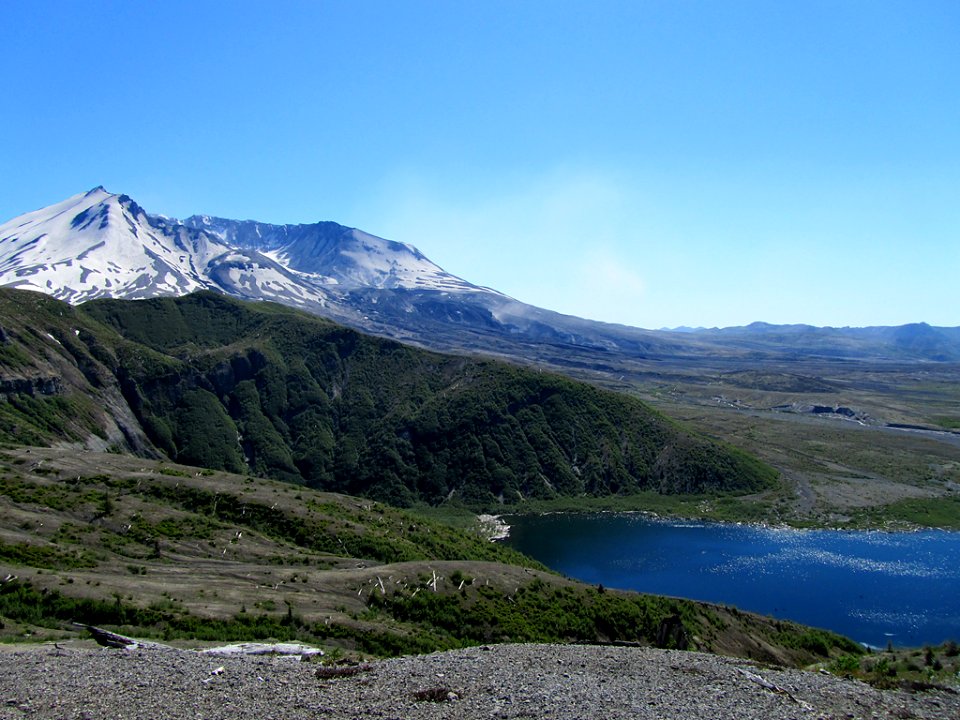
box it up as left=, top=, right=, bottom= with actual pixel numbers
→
left=2, top=642, right=958, bottom=720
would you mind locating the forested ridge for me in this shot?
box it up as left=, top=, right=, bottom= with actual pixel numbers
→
left=1, top=289, right=776, bottom=506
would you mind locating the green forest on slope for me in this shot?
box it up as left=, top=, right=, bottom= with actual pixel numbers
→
left=0, top=290, right=776, bottom=507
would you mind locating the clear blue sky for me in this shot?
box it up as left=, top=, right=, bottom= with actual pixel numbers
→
left=2, top=1, right=957, bottom=329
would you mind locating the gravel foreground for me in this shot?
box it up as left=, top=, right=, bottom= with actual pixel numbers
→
left=2, top=643, right=958, bottom=720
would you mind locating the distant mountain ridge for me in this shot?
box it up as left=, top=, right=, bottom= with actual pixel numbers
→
left=1, top=187, right=958, bottom=364
left=691, top=321, right=960, bottom=362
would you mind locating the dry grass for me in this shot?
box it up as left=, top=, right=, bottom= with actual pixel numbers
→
left=638, top=367, right=960, bottom=526
left=0, top=447, right=546, bottom=631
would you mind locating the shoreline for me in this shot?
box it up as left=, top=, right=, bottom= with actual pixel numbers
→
left=489, top=505, right=954, bottom=534
left=476, top=513, right=510, bottom=541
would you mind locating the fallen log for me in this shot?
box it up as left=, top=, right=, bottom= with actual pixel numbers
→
left=73, top=624, right=171, bottom=650
left=74, top=624, right=324, bottom=659
left=201, top=642, right=324, bottom=658
left=736, top=667, right=813, bottom=710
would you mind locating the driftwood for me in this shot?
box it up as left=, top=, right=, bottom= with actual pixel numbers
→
left=201, top=642, right=324, bottom=658
left=736, top=668, right=813, bottom=710
left=74, top=624, right=170, bottom=650
left=74, top=624, right=324, bottom=659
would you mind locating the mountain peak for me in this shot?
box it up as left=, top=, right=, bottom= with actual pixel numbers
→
left=0, top=188, right=482, bottom=311
left=0, top=187, right=219, bottom=304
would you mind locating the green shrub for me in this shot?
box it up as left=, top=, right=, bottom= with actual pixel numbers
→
left=0, top=540, right=97, bottom=570
left=828, top=654, right=861, bottom=676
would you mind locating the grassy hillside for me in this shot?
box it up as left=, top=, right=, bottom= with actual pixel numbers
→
left=0, top=289, right=776, bottom=508
left=0, top=447, right=858, bottom=667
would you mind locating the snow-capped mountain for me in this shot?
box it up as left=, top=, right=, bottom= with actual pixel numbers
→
left=0, top=187, right=338, bottom=309
left=5, top=188, right=954, bottom=365
left=178, top=215, right=478, bottom=293
left=0, top=187, right=661, bottom=364
left=0, top=187, right=222, bottom=303
left=0, top=187, right=488, bottom=321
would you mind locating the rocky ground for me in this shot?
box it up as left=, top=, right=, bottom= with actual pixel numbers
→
left=2, top=642, right=958, bottom=719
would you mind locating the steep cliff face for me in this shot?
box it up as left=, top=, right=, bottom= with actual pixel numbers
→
left=0, top=289, right=157, bottom=454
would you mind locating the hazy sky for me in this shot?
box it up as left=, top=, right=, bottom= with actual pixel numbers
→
left=2, top=1, right=957, bottom=329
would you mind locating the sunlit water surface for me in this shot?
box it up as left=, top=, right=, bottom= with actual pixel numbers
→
left=503, top=513, right=960, bottom=647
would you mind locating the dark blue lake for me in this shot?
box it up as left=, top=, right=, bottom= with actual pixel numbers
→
left=503, top=513, right=960, bottom=648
